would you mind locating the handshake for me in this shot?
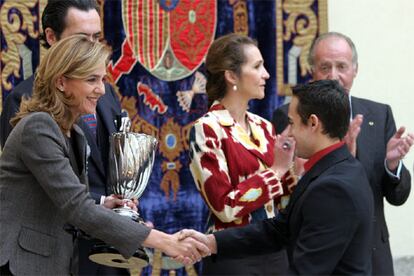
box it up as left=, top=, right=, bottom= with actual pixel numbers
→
left=143, top=229, right=217, bottom=265
left=101, top=198, right=216, bottom=265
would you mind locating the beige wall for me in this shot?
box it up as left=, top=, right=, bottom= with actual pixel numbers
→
left=329, top=1, right=414, bottom=257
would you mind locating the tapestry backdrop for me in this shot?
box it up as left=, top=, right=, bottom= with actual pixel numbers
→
left=0, top=0, right=327, bottom=275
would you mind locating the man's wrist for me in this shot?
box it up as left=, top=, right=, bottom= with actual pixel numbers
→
left=386, top=158, right=399, bottom=172
left=384, top=159, right=402, bottom=179
left=207, top=234, right=217, bottom=254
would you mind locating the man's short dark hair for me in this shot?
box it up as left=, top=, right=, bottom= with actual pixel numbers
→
left=40, top=0, right=98, bottom=48
left=292, top=80, right=350, bottom=139
left=272, top=109, right=289, bottom=135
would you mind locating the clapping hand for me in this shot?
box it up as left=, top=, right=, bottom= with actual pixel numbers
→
left=386, top=126, right=414, bottom=171
left=343, top=114, right=363, bottom=157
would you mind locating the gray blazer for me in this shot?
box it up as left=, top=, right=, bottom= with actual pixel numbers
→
left=0, top=112, right=151, bottom=275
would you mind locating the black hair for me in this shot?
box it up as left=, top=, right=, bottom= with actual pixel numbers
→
left=272, top=108, right=289, bottom=135
left=40, top=0, right=98, bottom=48
left=292, top=80, right=350, bottom=139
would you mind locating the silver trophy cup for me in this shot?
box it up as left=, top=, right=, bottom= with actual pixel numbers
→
left=109, top=132, right=157, bottom=221
left=89, top=128, right=157, bottom=269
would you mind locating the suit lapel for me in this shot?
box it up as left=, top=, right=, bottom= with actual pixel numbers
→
left=96, top=83, right=119, bottom=137
left=286, top=145, right=350, bottom=220
left=96, top=92, right=118, bottom=137
left=77, top=118, right=105, bottom=176
left=96, top=89, right=120, bottom=172
left=65, top=137, right=80, bottom=178
left=72, top=125, right=88, bottom=184
left=352, top=97, right=376, bottom=177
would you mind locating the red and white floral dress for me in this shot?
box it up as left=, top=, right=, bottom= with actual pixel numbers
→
left=189, top=102, right=296, bottom=232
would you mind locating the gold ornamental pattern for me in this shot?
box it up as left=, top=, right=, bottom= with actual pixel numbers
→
left=0, top=0, right=38, bottom=110
left=276, top=0, right=327, bottom=95
left=283, top=0, right=318, bottom=77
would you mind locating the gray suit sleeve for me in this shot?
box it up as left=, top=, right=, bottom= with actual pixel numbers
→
left=19, top=114, right=151, bottom=258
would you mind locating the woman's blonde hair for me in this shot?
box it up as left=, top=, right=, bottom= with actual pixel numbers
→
left=11, top=34, right=111, bottom=133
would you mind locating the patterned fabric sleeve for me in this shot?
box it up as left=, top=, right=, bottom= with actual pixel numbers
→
left=274, top=166, right=298, bottom=210
left=189, top=120, right=285, bottom=224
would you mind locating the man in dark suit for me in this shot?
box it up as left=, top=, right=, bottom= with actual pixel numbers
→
left=179, top=80, right=375, bottom=274
left=273, top=32, right=414, bottom=275
left=0, top=0, right=128, bottom=275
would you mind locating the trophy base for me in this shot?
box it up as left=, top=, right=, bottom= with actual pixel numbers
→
left=89, top=244, right=149, bottom=269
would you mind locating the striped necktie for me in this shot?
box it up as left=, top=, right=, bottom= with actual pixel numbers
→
left=81, top=114, right=97, bottom=136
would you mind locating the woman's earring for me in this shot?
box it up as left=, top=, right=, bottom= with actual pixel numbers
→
left=233, top=85, right=237, bottom=91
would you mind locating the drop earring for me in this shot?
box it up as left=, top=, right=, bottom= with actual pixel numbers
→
left=233, top=85, right=237, bottom=91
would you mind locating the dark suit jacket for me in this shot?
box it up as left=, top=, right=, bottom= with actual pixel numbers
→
left=273, top=97, right=411, bottom=275
left=0, top=75, right=123, bottom=203
left=214, top=145, right=374, bottom=275
left=0, top=112, right=150, bottom=275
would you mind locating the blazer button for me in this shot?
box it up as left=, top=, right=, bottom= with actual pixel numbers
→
left=372, top=247, right=377, bottom=251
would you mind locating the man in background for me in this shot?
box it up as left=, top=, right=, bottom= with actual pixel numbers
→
left=274, top=31, right=413, bottom=275
left=0, top=0, right=128, bottom=274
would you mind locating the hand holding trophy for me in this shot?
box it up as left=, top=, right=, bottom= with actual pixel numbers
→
left=89, top=117, right=157, bottom=269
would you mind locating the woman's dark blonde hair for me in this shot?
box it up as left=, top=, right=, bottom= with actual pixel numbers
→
left=205, top=33, right=257, bottom=107
left=11, top=34, right=111, bottom=133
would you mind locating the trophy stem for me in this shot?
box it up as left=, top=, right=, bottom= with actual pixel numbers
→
left=113, top=205, right=140, bottom=222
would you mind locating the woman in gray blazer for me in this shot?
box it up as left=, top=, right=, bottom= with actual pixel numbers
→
left=0, top=35, right=209, bottom=275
